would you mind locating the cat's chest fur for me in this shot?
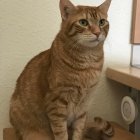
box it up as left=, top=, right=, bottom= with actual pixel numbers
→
left=68, top=67, right=102, bottom=98
left=76, top=69, right=101, bottom=88
left=49, top=64, right=102, bottom=92
left=48, top=44, right=103, bottom=92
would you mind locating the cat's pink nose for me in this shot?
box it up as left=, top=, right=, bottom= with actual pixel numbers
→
left=90, top=25, right=101, bottom=37
left=94, top=32, right=100, bottom=37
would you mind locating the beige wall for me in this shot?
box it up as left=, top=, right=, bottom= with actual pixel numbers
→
left=0, top=0, right=132, bottom=139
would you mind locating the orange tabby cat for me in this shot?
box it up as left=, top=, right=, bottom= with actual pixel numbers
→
left=9, top=0, right=111, bottom=140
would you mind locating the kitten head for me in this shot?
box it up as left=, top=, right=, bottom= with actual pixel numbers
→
left=59, top=0, right=111, bottom=48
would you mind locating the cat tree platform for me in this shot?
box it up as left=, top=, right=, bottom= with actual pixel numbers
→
left=3, top=124, right=140, bottom=140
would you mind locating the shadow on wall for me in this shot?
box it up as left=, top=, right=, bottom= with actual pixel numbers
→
left=88, top=68, right=129, bottom=129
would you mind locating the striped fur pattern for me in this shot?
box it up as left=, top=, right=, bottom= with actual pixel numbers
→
left=84, top=117, right=114, bottom=140
left=9, top=0, right=111, bottom=140
left=84, top=117, right=139, bottom=140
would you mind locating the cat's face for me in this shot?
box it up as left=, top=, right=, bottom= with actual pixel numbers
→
left=60, top=0, right=111, bottom=48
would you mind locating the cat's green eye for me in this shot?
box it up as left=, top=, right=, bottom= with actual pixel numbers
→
left=79, top=19, right=89, bottom=27
left=99, top=19, right=106, bottom=26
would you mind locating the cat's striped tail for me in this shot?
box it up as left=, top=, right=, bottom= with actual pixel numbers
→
left=84, top=117, right=114, bottom=140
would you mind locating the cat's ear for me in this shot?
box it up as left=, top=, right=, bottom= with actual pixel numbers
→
left=98, top=0, right=111, bottom=14
left=60, top=0, right=76, bottom=20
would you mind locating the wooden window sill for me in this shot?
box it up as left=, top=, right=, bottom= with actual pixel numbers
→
left=106, top=67, right=140, bottom=90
